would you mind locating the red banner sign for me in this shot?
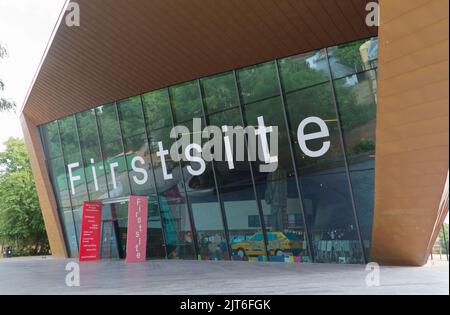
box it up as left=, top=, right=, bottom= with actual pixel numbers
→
left=126, top=196, right=148, bottom=263
left=78, top=201, right=103, bottom=261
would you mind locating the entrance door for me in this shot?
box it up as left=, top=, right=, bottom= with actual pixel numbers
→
left=100, top=199, right=128, bottom=259
left=99, top=196, right=167, bottom=260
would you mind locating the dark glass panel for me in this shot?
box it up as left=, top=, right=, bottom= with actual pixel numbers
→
left=48, top=157, right=71, bottom=208
left=42, top=120, right=61, bottom=159
left=96, top=103, right=130, bottom=198
left=146, top=196, right=166, bottom=259
left=243, top=96, right=296, bottom=183
left=123, top=133, right=156, bottom=196
left=61, top=208, right=78, bottom=258
left=255, top=179, right=309, bottom=262
left=335, top=70, right=377, bottom=255
left=208, top=108, right=266, bottom=261
left=96, top=103, right=122, bottom=144
left=76, top=110, right=108, bottom=200
left=158, top=195, right=196, bottom=259
left=188, top=164, right=228, bottom=261
left=237, top=61, right=279, bottom=104
left=169, top=81, right=202, bottom=123
left=148, top=126, right=197, bottom=260
left=328, top=38, right=378, bottom=79
left=72, top=205, right=82, bottom=246
left=201, top=72, right=239, bottom=114
left=101, top=139, right=130, bottom=198
left=58, top=116, right=88, bottom=207
left=117, top=95, right=145, bottom=138
left=142, top=89, right=172, bottom=130
left=278, top=49, right=329, bottom=93
left=285, top=82, right=364, bottom=264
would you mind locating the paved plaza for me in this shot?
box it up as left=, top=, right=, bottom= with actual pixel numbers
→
left=0, top=256, right=448, bottom=295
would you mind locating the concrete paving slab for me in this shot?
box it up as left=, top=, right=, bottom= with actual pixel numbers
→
left=0, top=257, right=448, bottom=295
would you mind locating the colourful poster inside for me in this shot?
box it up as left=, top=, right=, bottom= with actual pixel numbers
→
left=79, top=201, right=103, bottom=261
left=126, top=196, right=148, bottom=263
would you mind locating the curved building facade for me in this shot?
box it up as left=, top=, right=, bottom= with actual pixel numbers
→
left=20, top=0, right=448, bottom=266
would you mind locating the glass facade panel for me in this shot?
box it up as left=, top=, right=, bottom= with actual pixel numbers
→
left=237, top=61, right=279, bottom=104
left=61, top=208, right=78, bottom=258
left=117, top=96, right=146, bottom=138
left=328, top=38, right=378, bottom=79
left=40, top=37, right=377, bottom=264
left=208, top=106, right=266, bottom=261
left=142, top=89, right=172, bottom=130
left=283, top=82, right=364, bottom=264
left=147, top=125, right=196, bottom=259
left=201, top=72, right=239, bottom=114
left=169, top=81, right=203, bottom=123
left=96, top=104, right=130, bottom=198
left=76, top=110, right=108, bottom=200
left=279, top=49, right=329, bottom=93
left=146, top=196, right=166, bottom=259
left=48, top=157, right=71, bottom=208
left=335, top=70, right=377, bottom=255
left=41, top=121, right=61, bottom=159
left=58, top=116, right=88, bottom=206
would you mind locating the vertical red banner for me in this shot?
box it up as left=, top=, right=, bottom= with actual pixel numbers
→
left=126, top=196, right=148, bottom=263
left=78, top=201, right=102, bottom=261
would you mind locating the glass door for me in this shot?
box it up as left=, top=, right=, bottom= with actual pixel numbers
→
left=100, top=199, right=127, bottom=259
left=99, top=196, right=168, bottom=260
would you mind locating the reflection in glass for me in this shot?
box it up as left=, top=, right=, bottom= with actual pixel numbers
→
left=76, top=110, right=108, bottom=200
left=142, top=89, right=172, bottom=130
left=58, top=116, right=88, bottom=206
left=279, top=49, right=329, bottom=93
left=48, top=157, right=71, bottom=208
left=328, top=38, right=378, bottom=79
left=39, top=37, right=378, bottom=264
left=169, top=81, right=202, bottom=123
left=284, top=82, right=364, bottom=264
left=201, top=72, right=238, bottom=114
left=61, top=208, right=78, bottom=258
left=117, top=96, right=145, bottom=138
left=237, top=61, right=279, bottom=104
left=41, top=121, right=61, bottom=159
left=335, top=70, right=377, bottom=255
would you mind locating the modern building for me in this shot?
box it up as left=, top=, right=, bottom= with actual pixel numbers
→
left=20, top=0, right=448, bottom=266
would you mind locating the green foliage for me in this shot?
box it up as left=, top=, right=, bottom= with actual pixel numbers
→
left=352, top=139, right=375, bottom=155
left=0, top=138, right=50, bottom=256
left=0, top=43, right=16, bottom=112
left=439, top=223, right=449, bottom=254
left=332, top=40, right=365, bottom=71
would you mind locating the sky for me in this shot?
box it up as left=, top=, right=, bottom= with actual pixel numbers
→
left=0, top=0, right=66, bottom=151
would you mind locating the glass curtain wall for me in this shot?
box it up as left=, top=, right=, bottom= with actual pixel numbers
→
left=40, top=37, right=377, bottom=263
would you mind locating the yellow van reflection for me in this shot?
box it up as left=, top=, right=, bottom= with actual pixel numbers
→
left=231, top=232, right=302, bottom=257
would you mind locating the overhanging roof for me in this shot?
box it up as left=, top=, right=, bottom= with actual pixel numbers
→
left=21, top=0, right=377, bottom=125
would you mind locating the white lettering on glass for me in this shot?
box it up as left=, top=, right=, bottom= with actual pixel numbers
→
left=109, top=162, right=119, bottom=189
left=297, top=116, right=330, bottom=158
left=65, top=115, right=334, bottom=196
left=185, top=143, right=206, bottom=176
left=157, top=141, right=173, bottom=180
left=131, top=156, right=148, bottom=185
left=67, top=162, right=80, bottom=195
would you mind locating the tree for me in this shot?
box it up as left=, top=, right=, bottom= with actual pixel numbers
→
left=0, top=43, right=16, bottom=112
left=439, top=223, right=449, bottom=255
left=0, top=138, right=49, bottom=256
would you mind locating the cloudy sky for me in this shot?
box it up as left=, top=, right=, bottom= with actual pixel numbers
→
left=0, top=0, right=65, bottom=151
